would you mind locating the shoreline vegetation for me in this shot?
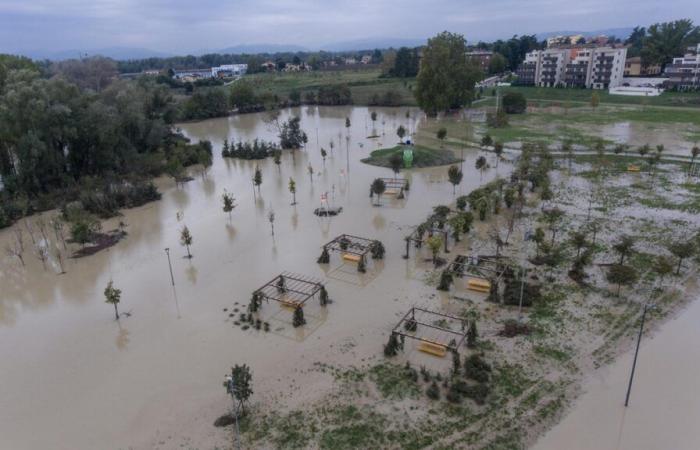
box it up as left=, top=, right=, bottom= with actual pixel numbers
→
left=361, top=144, right=462, bottom=168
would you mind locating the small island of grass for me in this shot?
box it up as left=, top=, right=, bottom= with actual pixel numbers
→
left=361, top=144, right=461, bottom=168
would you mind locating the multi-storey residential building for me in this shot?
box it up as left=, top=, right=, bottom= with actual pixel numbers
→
left=624, top=57, right=661, bottom=76
left=515, top=49, right=569, bottom=87
left=664, top=44, right=700, bottom=90
left=516, top=46, right=626, bottom=89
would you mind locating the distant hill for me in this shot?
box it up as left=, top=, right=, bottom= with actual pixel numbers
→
left=320, top=37, right=426, bottom=51
left=535, top=27, right=635, bottom=41
left=216, top=44, right=308, bottom=54
left=19, top=47, right=173, bottom=61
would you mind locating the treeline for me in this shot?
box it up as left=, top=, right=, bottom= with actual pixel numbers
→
left=0, top=55, right=211, bottom=229
left=116, top=49, right=384, bottom=74
left=222, top=139, right=279, bottom=160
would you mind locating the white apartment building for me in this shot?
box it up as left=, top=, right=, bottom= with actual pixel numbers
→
left=664, top=44, right=700, bottom=90
left=515, top=49, right=569, bottom=87
left=517, top=46, right=627, bottom=89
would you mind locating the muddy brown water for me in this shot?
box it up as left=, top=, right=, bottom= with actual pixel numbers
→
left=0, top=106, right=509, bottom=449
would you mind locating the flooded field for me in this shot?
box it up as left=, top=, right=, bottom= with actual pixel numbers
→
left=0, top=106, right=505, bottom=449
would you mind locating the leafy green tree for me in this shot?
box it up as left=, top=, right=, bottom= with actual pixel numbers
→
left=426, top=235, right=443, bottom=265
left=104, top=281, right=122, bottom=320
left=320, top=148, right=327, bottom=166
left=273, top=150, right=281, bottom=171
left=389, top=153, right=403, bottom=178
left=222, top=190, right=236, bottom=220
left=481, top=134, right=493, bottom=148
left=653, top=255, right=675, bottom=284
left=502, top=92, right=526, bottom=114
left=288, top=177, right=297, bottom=205
left=612, top=235, right=636, bottom=265
left=590, top=91, right=600, bottom=108
left=397, top=125, right=407, bottom=143
left=414, top=31, right=481, bottom=115
left=229, top=80, right=258, bottom=110
left=466, top=321, right=478, bottom=348
left=690, top=146, right=699, bottom=168
left=253, top=166, right=262, bottom=193
left=180, top=225, right=193, bottom=258
left=569, top=230, right=588, bottom=258
left=279, top=116, right=308, bottom=149
left=668, top=240, right=696, bottom=274
left=293, top=307, right=306, bottom=327
left=641, top=19, right=700, bottom=69
left=391, top=47, right=420, bottom=77
left=606, top=264, right=638, bottom=296
left=228, top=364, right=254, bottom=412
left=542, top=208, right=564, bottom=245
left=447, top=165, right=463, bottom=193
left=533, top=227, right=546, bottom=257
left=475, top=156, right=487, bottom=180
left=371, top=178, right=386, bottom=205
left=493, top=142, right=504, bottom=167
left=488, top=52, right=507, bottom=74
left=437, top=127, right=447, bottom=147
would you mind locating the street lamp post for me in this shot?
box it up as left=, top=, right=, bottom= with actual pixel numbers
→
left=624, top=302, right=654, bottom=407
left=164, top=247, right=175, bottom=286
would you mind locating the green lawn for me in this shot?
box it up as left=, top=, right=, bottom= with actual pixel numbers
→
left=361, top=144, right=461, bottom=168
left=500, top=86, right=700, bottom=108
left=245, top=69, right=417, bottom=106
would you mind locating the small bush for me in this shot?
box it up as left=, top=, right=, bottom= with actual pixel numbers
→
left=426, top=381, right=440, bottom=400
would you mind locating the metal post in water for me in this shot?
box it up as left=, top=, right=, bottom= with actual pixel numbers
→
left=625, top=303, right=652, bottom=407
left=164, top=248, right=175, bottom=286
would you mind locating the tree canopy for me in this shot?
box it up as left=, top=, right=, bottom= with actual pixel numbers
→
left=414, top=31, right=481, bottom=115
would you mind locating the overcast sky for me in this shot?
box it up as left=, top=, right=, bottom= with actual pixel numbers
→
left=1, top=0, right=698, bottom=55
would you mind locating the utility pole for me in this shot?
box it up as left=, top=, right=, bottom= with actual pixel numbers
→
left=625, top=303, right=654, bottom=407
left=164, top=248, right=175, bottom=286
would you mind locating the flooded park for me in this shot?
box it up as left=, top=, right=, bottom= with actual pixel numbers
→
left=1, top=104, right=699, bottom=449
left=0, top=106, right=499, bottom=449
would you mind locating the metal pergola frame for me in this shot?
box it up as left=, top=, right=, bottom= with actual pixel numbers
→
left=323, top=234, right=375, bottom=258
left=254, top=271, right=324, bottom=308
left=446, top=254, right=510, bottom=279
left=404, top=221, right=450, bottom=258
left=391, top=307, right=469, bottom=351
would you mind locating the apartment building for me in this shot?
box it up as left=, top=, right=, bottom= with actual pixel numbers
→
left=514, top=49, right=569, bottom=87
left=466, top=50, right=493, bottom=72
left=664, top=44, right=700, bottom=90
left=516, top=46, right=626, bottom=89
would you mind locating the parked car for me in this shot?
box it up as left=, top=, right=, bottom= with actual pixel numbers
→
left=314, top=206, right=343, bottom=216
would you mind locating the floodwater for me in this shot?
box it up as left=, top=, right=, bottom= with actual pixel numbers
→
left=0, top=106, right=503, bottom=449
left=534, top=293, right=700, bottom=450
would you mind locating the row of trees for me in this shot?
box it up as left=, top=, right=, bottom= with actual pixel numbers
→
left=0, top=55, right=213, bottom=230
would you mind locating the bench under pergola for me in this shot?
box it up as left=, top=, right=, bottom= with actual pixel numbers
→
left=254, top=271, right=325, bottom=309
left=391, top=307, right=469, bottom=357
left=445, top=254, right=512, bottom=294
left=379, top=177, right=409, bottom=196
left=318, top=234, right=378, bottom=271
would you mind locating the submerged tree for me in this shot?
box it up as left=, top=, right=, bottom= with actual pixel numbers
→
left=320, top=147, right=327, bottom=166
left=426, top=235, right=443, bottom=265
left=371, top=178, right=387, bottom=205
left=480, top=134, right=493, bottom=148
left=475, top=156, right=487, bottom=180
left=317, top=247, right=330, bottom=264
left=222, top=190, right=236, bottom=220
left=389, top=153, right=403, bottom=179
left=104, top=281, right=122, bottom=320
left=384, top=332, right=401, bottom=357
left=447, top=165, right=463, bottom=194
left=227, top=364, right=253, bottom=413
left=437, top=270, right=453, bottom=291
left=253, top=166, right=263, bottom=193
left=466, top=320, right=478, bottom=348
left=268, top=210, right=275, bottom=236
left=292, top=307, right=306, bottom=327
left=319, top=285, right=329, bottom=306
left=279, top=116, right=308, bottom=149
left=288, top=177, right=297, bottom=205
left=397, top=125, right=407, bottom=143
left=180, top=225, right=193, bottom=258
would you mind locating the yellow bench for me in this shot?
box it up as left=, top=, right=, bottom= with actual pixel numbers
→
left=384, top=188, right=400, bottom=196
left=280, top=297, right=302, bottom=309
left=418, top=340, right=447, bottom=357
left=627, top=164, right=641, bottom=172
left=467, top=278, right=491, bottom=293
left=342, top=253, right=361, bottom=263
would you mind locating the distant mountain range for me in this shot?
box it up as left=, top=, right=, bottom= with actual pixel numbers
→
left=11, top=27, right=637, bottom=61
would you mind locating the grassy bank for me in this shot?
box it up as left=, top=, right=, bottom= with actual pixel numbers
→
left=361, top=144, right=461, bottom=168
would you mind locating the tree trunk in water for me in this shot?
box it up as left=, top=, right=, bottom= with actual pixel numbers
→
left=677, top=258, right=683, bottom=275
left=114, top=304, right=119, bottom=320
